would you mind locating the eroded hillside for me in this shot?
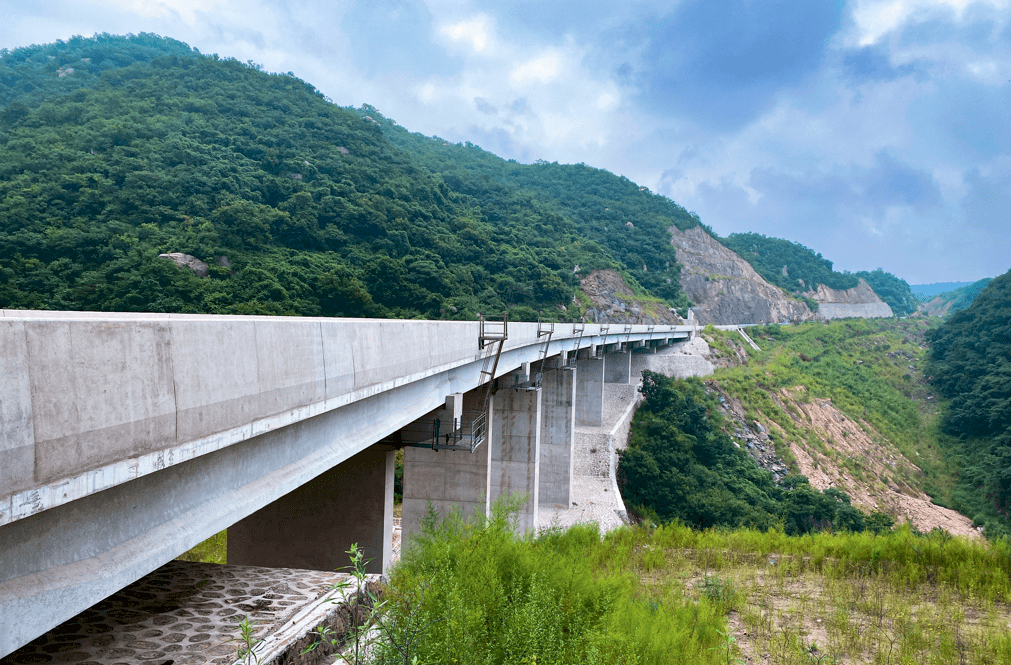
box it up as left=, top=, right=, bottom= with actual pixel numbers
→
left=703, top=319, right=978, bottom=537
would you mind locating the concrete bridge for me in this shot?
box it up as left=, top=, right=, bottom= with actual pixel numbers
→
left=0, top=310, right=696, bottom=658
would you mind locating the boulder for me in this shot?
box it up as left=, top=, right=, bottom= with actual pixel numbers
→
left=158, top=253, right=209, bottom=278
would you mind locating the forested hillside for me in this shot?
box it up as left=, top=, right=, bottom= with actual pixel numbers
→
left=722, top=232, right=918, bottom=315
left=365, top=105, right=696, bottom=308
left=927, top=271, right=1011, bottom=527
left=0, top=34, right=689, bottom=320
left=920, top=277, right=993, bottom=317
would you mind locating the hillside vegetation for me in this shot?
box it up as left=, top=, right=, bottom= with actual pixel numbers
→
left=919, top=277, right=993, bottom=317
left=627, top=319, right=996, bottom=536
left=927, top=271, right=1011, bottom=532
left=0, top=34, right=690, bottom=320
left=365, top=502, right=1011, bottom=665
left=722, top=233, right=918, bottom=316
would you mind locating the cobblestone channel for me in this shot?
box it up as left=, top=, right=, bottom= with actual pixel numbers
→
left=2, top=561, right=349, bottom=665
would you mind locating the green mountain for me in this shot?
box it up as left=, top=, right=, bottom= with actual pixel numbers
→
left=927, top=271, right=1011, bottom=526
left=911, top=281, right=975, bottom=300
left=721, top=233, right=918, bottom=316
left=0, top=34, right=690, bottom=320
left=920, top=277, right=994, bottom=317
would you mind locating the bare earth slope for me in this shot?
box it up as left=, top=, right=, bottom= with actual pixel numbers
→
left=579, top=269, right=682, bottom=324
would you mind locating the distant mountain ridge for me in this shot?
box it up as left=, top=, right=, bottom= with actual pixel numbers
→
left=919, top=278, right=994, bottom=317
left=911, top=281, right=975, bottom=300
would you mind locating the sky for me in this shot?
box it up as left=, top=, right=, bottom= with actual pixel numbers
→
left=2, top=0, right=1009, bottom=284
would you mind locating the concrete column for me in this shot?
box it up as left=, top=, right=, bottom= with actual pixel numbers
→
left=490, top=382, right=542, bottom=532
left=228, top=445, right=395, bottom=574
left=575, top=355, right=604, bottom=427
left=402, top=391, right=491, bottom=542
left=538, top=363, right=576, bottom=509
left=605, top=349, right=632, bottom=384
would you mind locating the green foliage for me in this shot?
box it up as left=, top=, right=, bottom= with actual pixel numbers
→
left=375, top=499, right=730, bottom=664
left=722, top=233, right=858, bottom=293
left=359, top=106, right=695, bottom=309
left=853, top=268, right=919, bottom=316
left=924, top=277, right=994, bottom=314
left=0, top=35, right=691, bottom=320
left=618, top=372, right=882, bottom=535
left=927, top=270, right=1011, bottom=524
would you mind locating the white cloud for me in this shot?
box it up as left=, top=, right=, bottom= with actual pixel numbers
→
left=510, top=51, right=562, bottom=84
left=101, top=0, right=230, bottom=25
left=848, top=0, right=1010, bottom=46
left=439, top=16, right=491, bottom=52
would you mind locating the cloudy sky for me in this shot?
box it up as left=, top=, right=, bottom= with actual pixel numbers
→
left=3, top=0, right=1009, bottom=283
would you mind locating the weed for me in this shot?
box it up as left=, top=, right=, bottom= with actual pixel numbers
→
left=227, top=615, right=263, bottom=665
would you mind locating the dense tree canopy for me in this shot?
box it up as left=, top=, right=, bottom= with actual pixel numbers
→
left=618, top=372, right=879, bottom=535
left=927, top=271, right=1011, bottom=514
left=0, top=34, right=692, bottom=320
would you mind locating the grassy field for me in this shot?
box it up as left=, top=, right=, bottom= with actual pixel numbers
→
left=371, top=505, right=1011, bottom=665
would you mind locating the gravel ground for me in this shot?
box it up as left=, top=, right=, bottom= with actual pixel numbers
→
left=538, top=477, right=626, bottom=532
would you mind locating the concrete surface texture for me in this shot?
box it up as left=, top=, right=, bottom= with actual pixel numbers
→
left=401, top=391, right=492, bottom=540
left=489, top=386, right=542, bottom=532
left=575, top=356, right=604, bottom=427
left=537, top=366, right=576, bottom=509
left=604, top=350, right=632, bottom=384
left=0, top=310, right=691, bottom=659
left=539, top=341, right=716, bottom=533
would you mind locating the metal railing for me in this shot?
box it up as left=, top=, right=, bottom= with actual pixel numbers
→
left=387, top=411, right=488, bottom=453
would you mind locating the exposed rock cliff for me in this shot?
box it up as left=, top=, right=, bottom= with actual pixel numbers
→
left=670, top=226, right=894, bottom=324
left=669, top=226, right=812, bottom=324
left=579, top=269, right=683, bottom=325
left=804, top=279, right=893, bottom=320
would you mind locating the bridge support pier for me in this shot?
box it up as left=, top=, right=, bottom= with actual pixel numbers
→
left=228, top=445, right=395, bottom=575
left=538, top=360, right=575, bottom=509
left=402, top=391, right=491, bottom=541
left=575, top=351, right=604, bottom=427
left=490, top=376, right=542, bottom=532
left=605, top=349, right=632, bottom=384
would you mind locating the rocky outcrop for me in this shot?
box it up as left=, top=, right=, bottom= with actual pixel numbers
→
left=579, top=269, right=683, bottom=325
left=670, top=226, right=894, bottom=323
left=669, top=226, right=812, bottom=324
left=804, top=279, right=893, bottom=320
left=158, top=253, right=209, bottom=278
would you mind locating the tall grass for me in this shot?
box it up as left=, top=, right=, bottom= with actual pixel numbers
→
left=374, top=508, right=1011, bottom=664
left=373, top=499, right=730, bottom=665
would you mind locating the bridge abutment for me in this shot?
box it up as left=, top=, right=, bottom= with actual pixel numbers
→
left=228, top=445, right=395, bottom=574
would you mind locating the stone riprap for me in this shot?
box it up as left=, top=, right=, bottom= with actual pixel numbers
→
left=0, top=560, right=349, bottom=665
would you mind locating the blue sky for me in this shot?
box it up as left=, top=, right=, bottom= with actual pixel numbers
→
left=2, top=0, right=1009, bottom=283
